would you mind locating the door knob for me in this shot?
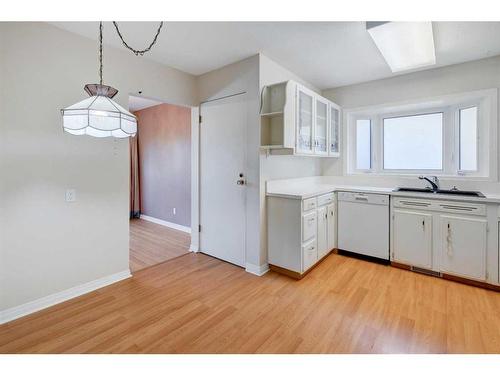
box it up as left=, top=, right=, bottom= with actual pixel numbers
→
left=237, top=179, right=245, bottom=185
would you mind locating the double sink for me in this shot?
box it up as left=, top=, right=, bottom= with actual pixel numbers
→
left=393, top=187, right=485, bottom=198
left=393, top=175, right=485, bottom=198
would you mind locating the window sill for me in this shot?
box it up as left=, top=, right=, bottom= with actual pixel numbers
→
left=346, top=171, right=496, bottom=182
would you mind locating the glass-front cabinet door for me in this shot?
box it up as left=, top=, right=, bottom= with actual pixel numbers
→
left=314, top=98, right=328, bottom=155
left=296, top=87, right=314, bottom=154
left=329, top=103, right=340, bottom=156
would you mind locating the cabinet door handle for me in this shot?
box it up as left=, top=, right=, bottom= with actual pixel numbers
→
left=446, top=222, right=453, bottom=256
left=422, top=220, right=425, bottom=230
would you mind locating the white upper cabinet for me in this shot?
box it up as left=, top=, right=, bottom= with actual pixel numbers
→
left=314, top=97, right=329, bottom=155
left=329, top=103, right=340, bottom=157
left=260, top=80, right=341, bottom=157
left=296, top=86, right=315, bottom=154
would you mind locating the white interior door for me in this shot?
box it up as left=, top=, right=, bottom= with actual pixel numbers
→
left=199, top=94, right=247, bottom=267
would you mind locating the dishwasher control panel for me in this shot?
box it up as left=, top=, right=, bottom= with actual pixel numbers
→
left=337, top=192, right=389, bottom=205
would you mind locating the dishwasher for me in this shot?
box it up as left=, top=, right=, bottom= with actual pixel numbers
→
left=337, top=192, right=390, bottom=260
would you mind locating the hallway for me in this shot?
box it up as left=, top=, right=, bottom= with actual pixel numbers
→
left=129, top=219, right=190, bottom=272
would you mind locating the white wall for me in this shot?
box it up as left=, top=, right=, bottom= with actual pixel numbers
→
left=0, top=22, right=197, bottom=312
left=322, top=55, right=500, bottom=194
left=195, top=54, right=323, bottom=269
left=259, top=54, right=323, bottom=265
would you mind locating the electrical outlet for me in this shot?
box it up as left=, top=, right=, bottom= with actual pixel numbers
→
left=65, top=189, right=76, bottom=202
left=173, top=207, right=176, bottom=215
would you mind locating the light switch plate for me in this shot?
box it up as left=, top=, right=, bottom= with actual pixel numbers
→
left=65, top=189, right=76, bottom=202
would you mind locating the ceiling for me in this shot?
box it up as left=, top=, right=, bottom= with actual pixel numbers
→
left=128, top=95, right=163, bottom=112
left=51, top=22, right=500, bottom=89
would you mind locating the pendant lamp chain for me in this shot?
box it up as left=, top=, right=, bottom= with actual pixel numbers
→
left=99, top=21, right=103, bottom=85
left=113, top=21, right=164, bottom=56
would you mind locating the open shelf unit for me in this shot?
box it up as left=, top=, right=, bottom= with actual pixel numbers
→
left=260, top=81, right=295, bottom=151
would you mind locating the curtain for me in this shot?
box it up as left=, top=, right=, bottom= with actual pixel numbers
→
left=130, top=133, right=141, bottom=219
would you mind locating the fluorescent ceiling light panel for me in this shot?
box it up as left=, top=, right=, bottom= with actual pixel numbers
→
left=367, top=21, right=436, bottom=73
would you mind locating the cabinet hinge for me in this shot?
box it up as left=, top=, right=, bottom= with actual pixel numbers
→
left=199, top=115, right=202, bottom=124
left=198, top=224, right=201, bottom=232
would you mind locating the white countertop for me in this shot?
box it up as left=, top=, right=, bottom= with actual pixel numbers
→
left=266, top=183, right=500, bottom=204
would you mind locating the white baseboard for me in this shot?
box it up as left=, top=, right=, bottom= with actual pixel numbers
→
left=245, top=263, right=269, bottom=276
left=140, top=214, right=191, bottom=234
left=0, top=270, right=131, bottom=325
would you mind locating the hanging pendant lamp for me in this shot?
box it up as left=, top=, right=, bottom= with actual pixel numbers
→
left=61, top=22, right=137, bottom=138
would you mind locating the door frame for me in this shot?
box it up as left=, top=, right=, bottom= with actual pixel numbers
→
left=190, top=92, right=247, bottom=258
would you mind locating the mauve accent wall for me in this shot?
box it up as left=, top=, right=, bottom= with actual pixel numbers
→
left=135, top=103, right=191, bottom=227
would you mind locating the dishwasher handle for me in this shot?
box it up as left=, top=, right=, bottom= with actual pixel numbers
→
left=354, top=196, right=369, bottom=202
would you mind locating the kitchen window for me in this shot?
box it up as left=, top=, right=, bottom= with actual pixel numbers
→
left=459, top=106, right=478, bottom=172
left=383, top=112, right=443, bottom=170
left=345, top=89, right=496, bottom=179
left=356, top=119, right=371, bottom=170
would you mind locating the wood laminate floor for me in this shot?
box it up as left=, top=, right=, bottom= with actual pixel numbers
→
left=1, top=252, right=500, bottom=353
left=129, top=218, right=190, bottom=273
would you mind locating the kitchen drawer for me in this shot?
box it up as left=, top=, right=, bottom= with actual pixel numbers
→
left=302, top=211, right=317, bottom=242
left=317, top=193, right=334, bottom=206
left=393, top=197, right=433, bottom=210
left=437, top=201, right=486, bottom=216
left=302, top=239, right=318, bottom=271
left=393, top=197, right=486, bottom=216
left=303, top=197, right=317, bottom=212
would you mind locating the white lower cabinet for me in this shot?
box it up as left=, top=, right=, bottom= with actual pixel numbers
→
left=393, top=209, right=433, bottom=269
left=303, top=240, right=318, bottom=271
left=317, top=206, right=328, bottom=259
left=440, top=215, right=487, bottom=281
left=302, top=211, right=317, bottom=242
left=267, top=192, right=336, bottom=277
left=391, top=197, right=493, bottom=284
left=327, top=203, right=336, bottom=253
left=317, top=194, right=335, bottom=260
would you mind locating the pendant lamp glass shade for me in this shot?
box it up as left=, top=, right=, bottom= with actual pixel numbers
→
left=61, top=85, right=137, bottom=138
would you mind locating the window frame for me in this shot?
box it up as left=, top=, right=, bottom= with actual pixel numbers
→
left=344, top=89, right=497, bottom=180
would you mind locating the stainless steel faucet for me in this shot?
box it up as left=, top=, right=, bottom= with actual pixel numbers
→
left=418, top=175, right=440, bottom=191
